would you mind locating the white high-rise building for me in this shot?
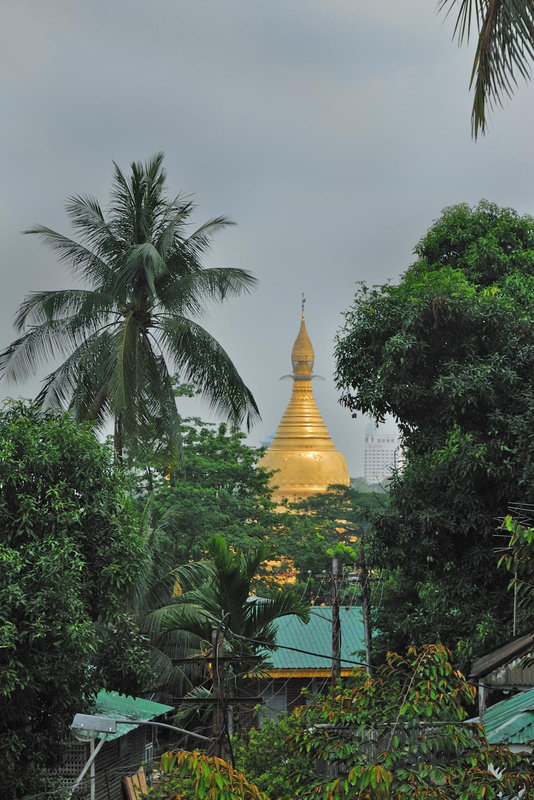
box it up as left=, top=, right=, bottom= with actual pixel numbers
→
left=364, top=419, right=400, bottom=485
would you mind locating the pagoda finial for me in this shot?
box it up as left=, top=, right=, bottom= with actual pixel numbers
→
left=291, top=295, right=314, bottom=375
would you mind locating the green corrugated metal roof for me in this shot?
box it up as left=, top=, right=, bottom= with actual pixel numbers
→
left=266, top=607, right=365, bottom=670
left=481, top=687, right=534, bottom=745
left=94, top=690, right=173, bottom=741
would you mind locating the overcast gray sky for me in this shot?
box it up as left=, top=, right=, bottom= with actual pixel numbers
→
left=2, top=0, right=534, bottom=475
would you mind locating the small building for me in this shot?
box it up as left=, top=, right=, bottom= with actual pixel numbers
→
left=480, top=686, right=534, bottom=753
left=56, top=690, right=173, bottom=800
left=256, top=606, right=365, bottom=721
left=469, top=631, right=534, bottom=715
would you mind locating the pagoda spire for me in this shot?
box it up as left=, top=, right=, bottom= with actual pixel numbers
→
left=291, top=297, right=314, bottom=377
left=260, top=300, right=349, bottom=504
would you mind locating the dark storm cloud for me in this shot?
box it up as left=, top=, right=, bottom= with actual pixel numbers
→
left=2, top=0, right=534, bottom=473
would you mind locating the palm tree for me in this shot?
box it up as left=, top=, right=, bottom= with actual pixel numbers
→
left=160, top=535, right=309, bottom=654
left=129, top=525, right=215, bottom=699
left=0, top=154, right=259, bottom=461
left=162, top=536, right=309, bottom=742
left=137, top=535, right=309, bottom=701
left=439, top=0, right=534, bottom=138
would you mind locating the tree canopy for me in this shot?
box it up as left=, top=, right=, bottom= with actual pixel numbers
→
left=0, top=401, right=149, bottom=798
left=290, top=645, right=533, bottom=799
left=335, top=201, right=534, bottom=662
left=0, top=154, right=259, bottom=463
left=145, top=419, right=285, bottom=565
left=124, top=415, right=325, bottom=697
left=290, top=485, right=384, bottom=605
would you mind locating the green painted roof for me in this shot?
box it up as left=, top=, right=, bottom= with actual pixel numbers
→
left=481, top=687, right=534, bottom=745
left=266, top=607, right=365, bottom=671
left=94, top=690, right=173, bottom=741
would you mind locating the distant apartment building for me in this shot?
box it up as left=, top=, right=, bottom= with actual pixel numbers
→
left=364, top=420, right=401, bottom=484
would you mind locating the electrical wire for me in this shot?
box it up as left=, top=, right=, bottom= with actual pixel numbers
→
left=310, top=569, right=328, bottom=606
left=28, top=649, right=494, bottom=798
left=29, top=602, right=502, bottom=797
left=373, top=568, right=386, bottom=618
left=299, top=570, right=312, bottom=601
left=227, top=628, right=507, bottom=694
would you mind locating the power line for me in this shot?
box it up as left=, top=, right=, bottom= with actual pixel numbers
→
left=229, top=629, right=505, bottom=694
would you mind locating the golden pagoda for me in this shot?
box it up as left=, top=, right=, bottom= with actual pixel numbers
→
left=260, top=299, right=350, bottom=504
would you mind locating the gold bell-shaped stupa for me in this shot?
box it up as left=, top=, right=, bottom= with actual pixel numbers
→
left=260, top=299, right=350, bottom=504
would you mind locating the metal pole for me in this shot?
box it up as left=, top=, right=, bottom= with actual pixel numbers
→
left=69, top=734, right=108, bottom=797
left=211, top=626, right=226, bottom=757
left=113, top=719, right=213, bottom=743
left=69, top=717, right=215, bottom=797
left=513, top=569, right=518, bottom=637
left=331, top=556, right=341, bottom=687
left=90, top=739, right=96, bottom=800
left=359, top=541, right=373, bottom=671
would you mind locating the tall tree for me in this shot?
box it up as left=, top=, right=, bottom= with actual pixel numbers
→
left=335, top=201, right=534, bottom=663
left=290, top=486, right=384, bottom=605
left=159, top=535, right=309, bottom=738
left=139, top=536, right=309, bottom=697
left=0, top=154, right=259, bottom=462
left=132, top=533, right=308, bottom=707
left=439, top=0, right=534, bottom=138
left=0, top=401, right=150, bottom=798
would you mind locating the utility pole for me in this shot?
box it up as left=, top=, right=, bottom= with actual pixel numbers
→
left=211, top=625, right=226, bottom=758
left=359, top=541, right=372, bottom=671
left=331, top=555, right=341, bottom=687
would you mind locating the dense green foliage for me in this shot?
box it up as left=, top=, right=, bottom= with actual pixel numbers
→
left=335, top=201, right=534, bottom=662
left=0, top=402, right=149, bottom=797
left=145, top=750, right=270, bottom=800
left=133, top=414, right=380, bottom=596
left=128, top=419, right=310, bottom=695
left=157, top=646, right=534, bottom=800
left=133, top=531, right=308, bottom=744
left=233, top=713, right=315, bottom=799
left=291, top=486, right=384, bottom=603
left=0, top=154, right=258, bottom=462
left=130, top=426, right=384, bottom=698
left=290, top=645, right=533, bottom=799
left=145, top=535, right=309, bottom=720
left=146, top=419, right=286, bottom=564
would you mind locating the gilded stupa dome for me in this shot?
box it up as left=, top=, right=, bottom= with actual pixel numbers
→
left=260, top=300, right=350, bottom=504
